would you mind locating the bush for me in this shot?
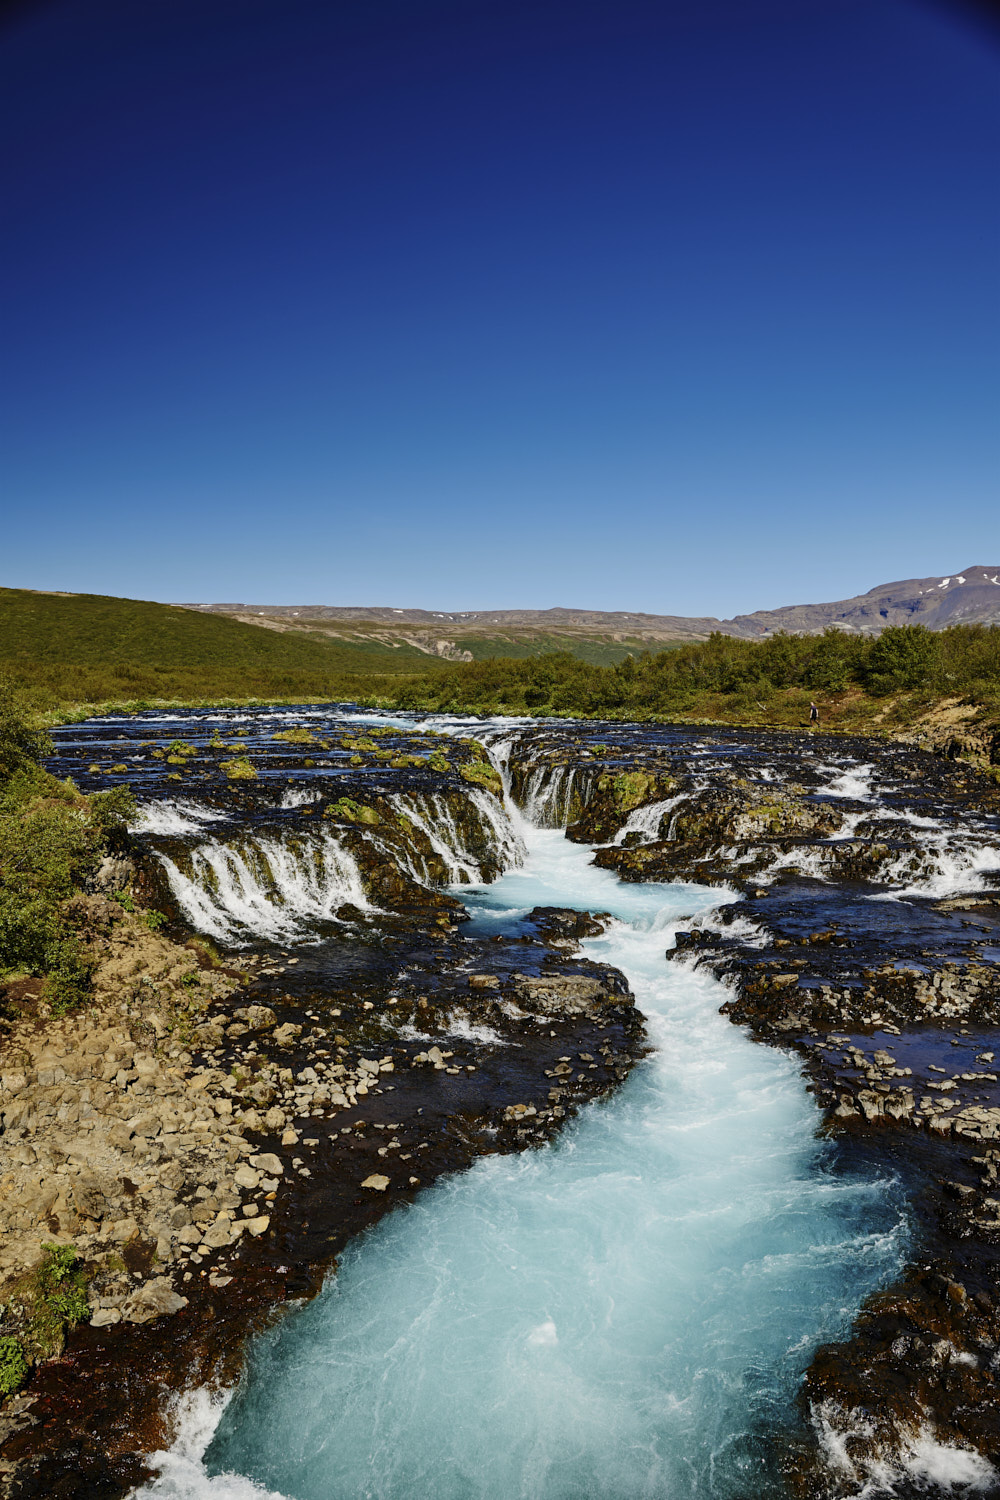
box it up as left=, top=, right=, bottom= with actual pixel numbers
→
left=0, top=728, right=134, bottom=1006
left=0, top=676, right=51, bottom=786
left=863, top=625, right=940, bottom=695
left=14, top=1244, right=90, bottom=1360
left=392, top=623, right=1000, bottom=722
left=0, top=1336, right=28, bottom=1397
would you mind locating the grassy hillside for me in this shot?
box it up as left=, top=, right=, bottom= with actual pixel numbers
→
left=0, top=589, right=450, bottom=709
left=216, top=612, right=658, bottom=667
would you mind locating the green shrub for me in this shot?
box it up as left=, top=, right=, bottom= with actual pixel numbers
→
left=42, top=934, right=93, bottom=1014
left=0, top=731, right=134, bottom=1005
left=0, top=1336, right=28, bottom=1397
left=19, top=1244, right=90, bottom=1358
left=863, top=625, right=940, bottom=695
left=0, top=676, right=51, bottom=786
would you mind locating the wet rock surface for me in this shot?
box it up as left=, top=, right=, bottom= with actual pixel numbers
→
left=4, top=707, right=1000, bottom=1497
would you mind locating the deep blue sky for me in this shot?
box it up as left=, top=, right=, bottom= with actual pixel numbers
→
left=1, top=0, right=997, bottom=616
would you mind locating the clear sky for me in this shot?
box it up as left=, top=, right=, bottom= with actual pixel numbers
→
left=1, top=0, right=997, bottom=617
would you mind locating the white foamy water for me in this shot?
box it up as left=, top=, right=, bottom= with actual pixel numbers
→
left=388, top=788, right=525, bottom=886
left=875, top=841, right=1000, bottom=900
left=812, top=1400, right=996, bottom=1496
left=136, top=795, right=912, bottom=1499
left=520, top=763, right=579, bottom=828
left=133, top=1390, right=285, bottom=1500
left=278, top=788, right=323, bottom=809
left=158, top=832, right=372, bottom=943
left=132, top=800, right=228, bottom=836
left=609, top=793, right=686, bottom=845
left=817, top=764, right=875, bottom=801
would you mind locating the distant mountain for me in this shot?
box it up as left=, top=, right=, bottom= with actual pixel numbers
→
left=728, top=565, right=1000, bottom=636
left=183, top=565, right=1000, bottom=641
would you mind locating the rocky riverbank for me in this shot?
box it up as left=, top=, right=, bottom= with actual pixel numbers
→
left=0, top=712, right=645, bottom=1497
left=3, top=706, right=1000, bottom=1497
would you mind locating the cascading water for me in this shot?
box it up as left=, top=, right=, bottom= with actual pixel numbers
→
left=609, top=793, right=686, bottom=846
left=158, top=832, right=372, bottom=943
left=385, top=792, right=479, bottom=884
left=520, top=763, right=579, bottom=828
left=134, top=743, right=918, bottom=1500
left=386, top=789, right=526, bottom=885
left=132, top=800, right=229, bottom=836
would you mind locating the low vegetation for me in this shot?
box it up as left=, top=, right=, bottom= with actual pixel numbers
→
left=2, top=586, right=998, bottom=749
left=387, top=624, right=1000, bottom=735
left=0, top=677, right=135, bottom=1012
left=0, top=1243, right=92, bottom=1401
left=0, top=587, right=454, bottom=710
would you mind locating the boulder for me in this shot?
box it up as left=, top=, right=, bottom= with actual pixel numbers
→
left=123, top=1277, right=189, bottom=1324
left=90, top=1308, right=122, bottom=1329
left=243, top=1005, right=277, bottom=1031
left=514, top=974, right=609, bottom=1015
left=249, top=1152, right=283, bottom=1176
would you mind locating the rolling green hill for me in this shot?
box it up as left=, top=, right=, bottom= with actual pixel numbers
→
left=0, top=589, right=450, bottom=709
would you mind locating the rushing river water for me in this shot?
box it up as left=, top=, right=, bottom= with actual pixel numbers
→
left=131, top=729, right=911, bottom=1500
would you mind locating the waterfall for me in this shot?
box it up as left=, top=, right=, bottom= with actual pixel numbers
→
left=520, top=764, right=577, bottom=828
left=465, top=787, right=526, bottom=872
left=143, top=791, right=911, bottom=1500
left=279, top=788, right=323, bottom=809
left=158, top=832, right=372, bottom=943
left=610, top=794, right=686, bottom=846
left=387, top=792, right=482, bottom=885
left=388, top=780, right=524, bottom=888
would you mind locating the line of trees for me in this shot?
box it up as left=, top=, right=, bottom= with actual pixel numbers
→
left=388, top=625, right=1000, bottom=718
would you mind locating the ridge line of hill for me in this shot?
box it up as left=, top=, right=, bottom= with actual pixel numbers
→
left=179, top=564, right=1000, bottom=639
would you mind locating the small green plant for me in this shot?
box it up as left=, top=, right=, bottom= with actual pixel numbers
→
left=43, top=936, right=93, bottom=1014
left=325, top=796, right=381, bottom=826
left=0, top=1336, right=28, bottom=1397
left=113, top=889, right=135, bottom=912
left=19, top=1244, right=90, bottom=1358
left=272, top=727, right=316, bottom=743
left=220, top=756, right=257, bottom=780
left=458, top=761, right=503, bottom=798
left=143, top=909, right=168, bottom=931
